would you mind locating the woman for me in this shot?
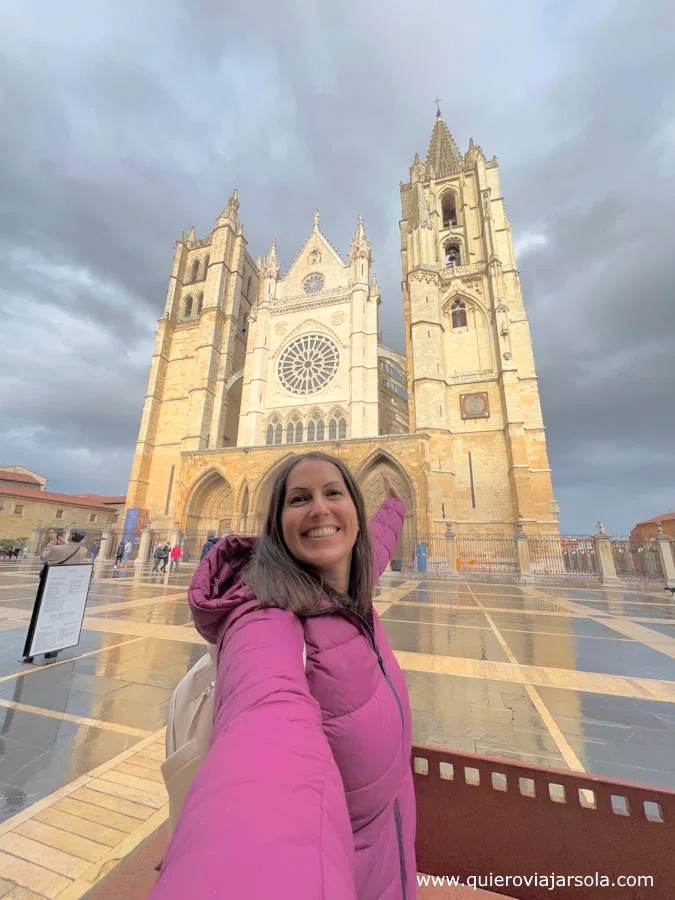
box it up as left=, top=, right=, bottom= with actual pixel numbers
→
left=153, top=452, right=415, bottom=899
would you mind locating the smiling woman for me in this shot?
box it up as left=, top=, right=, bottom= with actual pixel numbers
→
left=155, top=449, right=416, bottom=899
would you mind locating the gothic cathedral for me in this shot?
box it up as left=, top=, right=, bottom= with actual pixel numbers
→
left=126, top=111, right=558, bottom=540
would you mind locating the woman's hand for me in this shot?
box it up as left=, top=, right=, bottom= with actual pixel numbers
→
left=381, top=470, right=401, bottom=500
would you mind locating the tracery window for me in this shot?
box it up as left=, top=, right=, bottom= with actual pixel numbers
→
left=278, top=334, right=339, bottom=395
left=451, top=298, right=467, bottom=328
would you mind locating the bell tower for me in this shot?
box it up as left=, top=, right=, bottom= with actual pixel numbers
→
left=400, top=108, right=558, bottom=529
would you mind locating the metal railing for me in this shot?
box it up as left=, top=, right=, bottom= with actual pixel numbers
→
left=455, top=535, right=519, bottom=574
left=611, top=537, right=663, bottom=580
left=528, top=535, right=599, bottom=577
left=78, top=525, right=670, bottom=584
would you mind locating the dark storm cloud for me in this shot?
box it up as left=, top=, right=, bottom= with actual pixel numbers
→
left=0, top=0, right=673, bottom=530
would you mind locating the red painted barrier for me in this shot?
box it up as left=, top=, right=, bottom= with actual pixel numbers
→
left=412, top=743, right=675, bottom=899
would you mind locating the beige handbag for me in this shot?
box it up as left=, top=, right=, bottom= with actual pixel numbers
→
left=161, top=640, right=307, bottom=834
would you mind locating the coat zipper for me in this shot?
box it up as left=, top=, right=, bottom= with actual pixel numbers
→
left=393, top=799, right=407, bottom=899
left=350, top=609, right=406, bottom=745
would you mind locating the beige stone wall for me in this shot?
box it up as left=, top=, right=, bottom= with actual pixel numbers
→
left=0, top=497, right=117, bottom=542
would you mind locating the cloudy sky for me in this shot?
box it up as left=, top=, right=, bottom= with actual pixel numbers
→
left=1, top=0, right=673, bottom=533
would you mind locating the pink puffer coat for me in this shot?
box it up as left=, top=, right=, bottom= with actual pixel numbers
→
left=152, top=497, right=415, bottom=899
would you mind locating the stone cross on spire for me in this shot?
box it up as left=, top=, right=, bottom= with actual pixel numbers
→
left=314, top=210, right=320, bottom=229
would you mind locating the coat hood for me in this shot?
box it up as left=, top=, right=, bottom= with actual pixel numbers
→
left=189, top=535, right=258, bottom=644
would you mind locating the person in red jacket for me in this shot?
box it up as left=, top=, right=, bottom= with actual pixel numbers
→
left=169, top=543, right=182, bottom=572
left=154, top=452, right=415, bottom=900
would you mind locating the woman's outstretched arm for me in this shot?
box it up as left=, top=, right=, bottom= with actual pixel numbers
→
left=368, top=472, right=406, bottom=583
left=153, top=605, right=356, bottom=900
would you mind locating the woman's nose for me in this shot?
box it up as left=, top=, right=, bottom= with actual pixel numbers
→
left=310, top=496, right=330, bottom=517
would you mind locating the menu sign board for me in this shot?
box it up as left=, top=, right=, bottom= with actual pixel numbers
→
left=23, top=564, right=93, bottom=660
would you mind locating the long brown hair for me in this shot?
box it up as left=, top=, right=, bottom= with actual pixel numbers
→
left=243, top=451, right=373, bottom=617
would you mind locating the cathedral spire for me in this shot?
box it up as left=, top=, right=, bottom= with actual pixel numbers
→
left=426, top=110, right=463, bottom=178
left=349, top=214, right=372, bottom=264
left=262, top=237, right=281, bottom=279
left=184, top=226, right=195, bottom=243
left=217, top=188, right=240, bottom=228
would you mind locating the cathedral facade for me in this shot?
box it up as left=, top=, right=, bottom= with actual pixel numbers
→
left=126, top=112, right=558, bottom=540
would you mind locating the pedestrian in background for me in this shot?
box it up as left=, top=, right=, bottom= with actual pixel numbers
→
left=157, top=541, right=170, bottom=573
left=41, top=529, right=89, bottom=566
left=170, top=543, right=182, bottom=572
left=122, top=539, right=132, bottom=566
left=152, top=543, right=164, bottom=574
left=115, top=541, right=125, bottom=568
left=199, top=531, right=218, bottom=562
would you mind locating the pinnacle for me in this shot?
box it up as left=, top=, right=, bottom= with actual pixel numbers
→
left=350, top=213, right=368, bottom=247
left=217, top=188, right=240, bottom=225
left=262, top=237, right=281, bottom=278
left=426, top=112, right=463, bottom=178
left=264, top=237, right=279, bottom=264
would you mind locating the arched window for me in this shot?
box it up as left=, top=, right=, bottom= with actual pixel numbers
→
left=183, top=296, right=193, bottom=318
left=307, top=412, right=323, bottom=442
left=245, top=275, right=252, bottom=298
left=445, top=244, right=461, bottom=267
left=203, top=255, right=210, bottom=278
left=328, top=411, right=346, bottom=441
left=267, top=418, right=282, bottom=445
left=189, top=259, right=200, bottom=282
left=195, top=293, right=203, bottom=316
left=286, top=422, right=294, bottom=443
left=451, top=298, right=468, bottom=329
left=295, top=420, right=303, bottom=443
left=442, top=192, right=458, bottom=228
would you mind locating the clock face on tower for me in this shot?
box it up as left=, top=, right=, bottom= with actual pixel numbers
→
left=303, top=274, right=324, bottom=294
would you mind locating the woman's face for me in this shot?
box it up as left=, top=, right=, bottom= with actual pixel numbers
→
left=281, top=459, right=359, bottom=591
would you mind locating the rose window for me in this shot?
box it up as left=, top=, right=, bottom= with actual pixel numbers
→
left=278, top=334, right=339, bottom=395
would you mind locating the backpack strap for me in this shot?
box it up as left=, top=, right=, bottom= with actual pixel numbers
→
left=56, top=546, right=81, bottom=565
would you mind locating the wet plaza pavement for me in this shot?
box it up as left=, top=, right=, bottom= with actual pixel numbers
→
left=0, top=559, right=674, bottom=896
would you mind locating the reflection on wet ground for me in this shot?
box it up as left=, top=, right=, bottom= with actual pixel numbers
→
left=0, top=559, right=673, bottom=833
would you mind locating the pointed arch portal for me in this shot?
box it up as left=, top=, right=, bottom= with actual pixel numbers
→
left=184, top=469, right=234, bottom=534
left=355, top=450, right=416, bottom=541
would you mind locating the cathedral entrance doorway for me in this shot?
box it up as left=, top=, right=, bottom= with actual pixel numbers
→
left=355, top=452, right=416, bottom=563
left=183, top=469, right=235, bottom=535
